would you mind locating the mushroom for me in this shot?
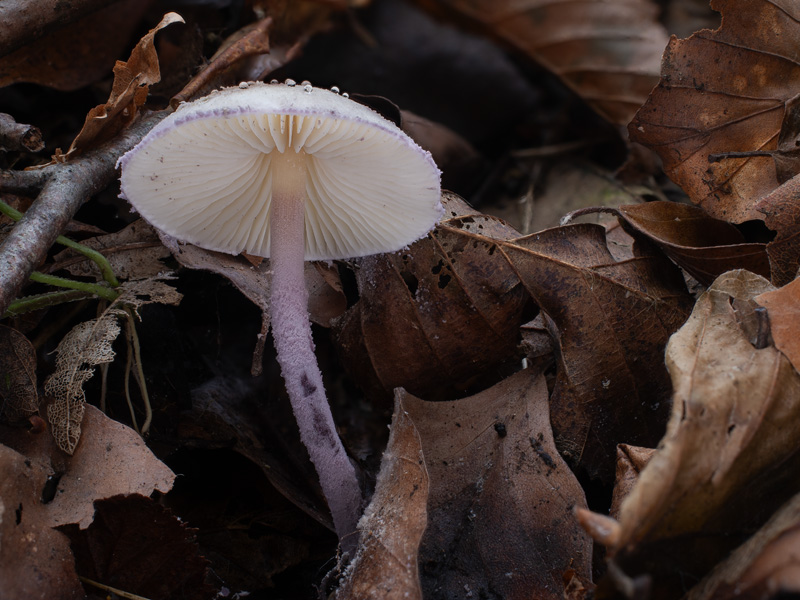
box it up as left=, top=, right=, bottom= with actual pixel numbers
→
left=118, top=81, right=442, bottom=548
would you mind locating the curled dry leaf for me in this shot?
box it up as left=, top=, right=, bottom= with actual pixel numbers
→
left=610, top=444, right=655, bottom=520
left=629, top=0, right=800, bottom=223
left=686, top=491, right=800, bottom=600
left=333, top=192, right=529, bottom=401
left=0, top=324, right=38, bottom=424
left=0, top=443, right=83, bottom=600
left=609, top=271, right=800, bottom=596
left=498, top=223, right=692, bottom=481
left=336, top=400, right=428, bottom=600
left=755, top=276, right=800, bottom=374
left=755, top=174, right=800, bottom=286
left=64, top=12, right=184, bottom=158
left=415, top=0, right=667, bottom=126
left=612, top=201, right=771, bottom=285
left=400, top=368, right=592, bottom=600
left=45, top=314, right=121, bottom=455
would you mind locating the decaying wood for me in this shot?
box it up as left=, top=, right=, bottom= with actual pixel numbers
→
left=0, top=113, right=44, bottom=152
left=0, top=110, right=167, bottom=315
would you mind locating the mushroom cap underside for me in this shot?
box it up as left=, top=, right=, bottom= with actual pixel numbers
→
left=119, top=83, right=443, bottom=261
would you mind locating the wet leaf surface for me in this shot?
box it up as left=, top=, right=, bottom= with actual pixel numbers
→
left=401, top=368, right=592, bottom=600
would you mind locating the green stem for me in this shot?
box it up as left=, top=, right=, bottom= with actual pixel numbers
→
left=3, top=289, right=92, bottom=317
left=0, top=199, right=120, bottom=287
left=29, top=271, right=118, bottom=302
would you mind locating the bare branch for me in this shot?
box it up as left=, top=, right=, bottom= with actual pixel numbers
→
left=0, top=113, right=45, bottom=152
left=0, top=110, right=168, bottom=315
left=0, top=0, right=119, bottom=58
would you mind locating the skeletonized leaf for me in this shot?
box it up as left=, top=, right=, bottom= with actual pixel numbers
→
left=0, top=325, right=38, bottom=424
left=45, top=315, right=121, bottom=454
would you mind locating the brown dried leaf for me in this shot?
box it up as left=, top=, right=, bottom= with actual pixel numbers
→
left=417, top=0, right=667, bottom=126
left=755, top=276, right=800, bottom=374
left=755, top=174, right=800, bottom=286
left=614, top=201, right=771, bottom=285
left=0, top=0, right=151, bottom=91
left=65, top=12, right=184, bottom=157
left=401, top=368, right=592, bottom=599
left=44, top=314, right=121, bottom=454
left=498, top=223, right=692, bottom=481
left=629, top=0, right=800, bottom=223
left=611, top=271, right=800, bottom=595
left=2, top=404, right=176, bottom=530
left=53, top=219, right=171, bottom=282
left=63, top=494, right=212, bottom=600
left=0, top=324, right=38, bottom=424
left=610, top=444, right=654, bottom=520
left=337, top=400, right=428, bottom=600
left=333, top=192, right=529, bottom=401
left=0, top=444, right=83, bottom=600
left=687, top=491, right=800, bottom=600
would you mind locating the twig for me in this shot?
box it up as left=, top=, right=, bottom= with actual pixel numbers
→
left=78, top=575, right=153, bottom=600
left=124, top=306, right=152, bottom=435
left=0, top=110, right=168, bottom=316
left=0, top=198, right=120, bottom=287
left=0, top=113, right=44, bottom=152
left=0, top=0, right=118, bottom=58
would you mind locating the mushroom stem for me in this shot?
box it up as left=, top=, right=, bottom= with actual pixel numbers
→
left=269, top=150, right=362, bottom=550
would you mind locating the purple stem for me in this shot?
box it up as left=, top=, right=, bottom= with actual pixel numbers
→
left=269, top=152, right=362, bottom=551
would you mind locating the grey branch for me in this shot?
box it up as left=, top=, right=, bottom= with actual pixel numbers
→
left=0, top=110, right=168, bottom=315
left=0, top=113, right=45, bottom=152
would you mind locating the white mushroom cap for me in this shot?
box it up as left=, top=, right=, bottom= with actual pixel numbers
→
left=118, top=82, right=443, bottom=260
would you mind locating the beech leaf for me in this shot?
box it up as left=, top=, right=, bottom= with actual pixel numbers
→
left=401, top=368, right=592, bottom=599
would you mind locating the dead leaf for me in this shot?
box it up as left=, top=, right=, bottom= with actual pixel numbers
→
left=401, top=368, right=592, bottom=599
left=755, top=277, right=800, bottom=374
left=613, top=201, right=771, bottom=285
left=629, top=0, right=800, bottom=223
left=416, top=0, right=668, bottom=126
left=64, top=12, right=184, bottom=158
left=755, top=174, right=800, bottom=286
left=0, top=443, right=84, bottom=600
left=336, top=400, right=428, bottom=600
left=62, top=494, right=212, bottom=600
left=0, top=0, right=152, bottom=91
left=45, top=314, right=121, bottom=455
left=607, top=271, right=800, bottom=597
left=0, top=324, right=38, bottom=424
left=333, top=192, right=529, bottom=402
left=2, top=404, right=175, bottom=530
left=498, top=223, right=693, bottom=481
left=52, top=219, right=171, bottom=282
left=610, top=445, right=654, bottom=520
left=686, top=491, right=800, bottom=600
